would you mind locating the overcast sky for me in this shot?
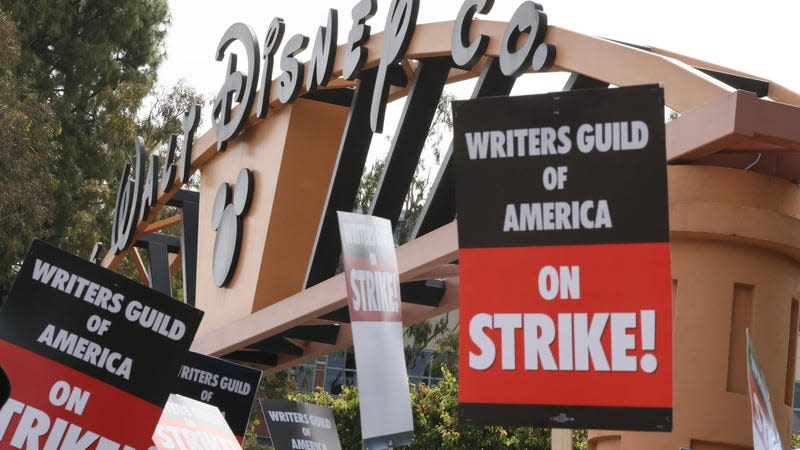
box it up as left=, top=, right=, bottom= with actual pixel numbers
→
left=159, top=0, right=800, bottom=93
left=155, top=0, right=800, bottom=161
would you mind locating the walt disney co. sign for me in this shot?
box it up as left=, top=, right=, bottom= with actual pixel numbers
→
left=110, top=0, right=557, bottom=287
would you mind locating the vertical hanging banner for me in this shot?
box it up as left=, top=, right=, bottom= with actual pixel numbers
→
left=453, top=85, right=672, bottom=431
left=746, top=330, right=784, bottom=450
left=152, top=394, right=241, bottom=449
left=337, top=212, right=414, bottom=449
left=260, top=399, right=342, bottom=450
left=173, top=351, right=262, bottom=443
left=0, top=240, right=203, bottom=448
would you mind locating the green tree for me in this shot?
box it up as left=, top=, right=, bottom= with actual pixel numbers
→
left=246, top=368, right=589, bottom=450
left=137, top=79, right=205, bottom=152
left=353, top=93, right=457, bottom=369
left=0, top=10, right=60, bottom=300
left=405, top=314, right=456, bottom=371
left=574, top=429, right=588, bottom=450
left=0, top=0, right=170, bottom=257
left=290, top=368, right=563, bottom=449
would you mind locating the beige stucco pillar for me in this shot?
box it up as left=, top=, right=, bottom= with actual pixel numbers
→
left=589, top=165, right=800, bottom=450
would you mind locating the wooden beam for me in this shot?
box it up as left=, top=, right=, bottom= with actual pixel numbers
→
left=141, top=214, right=182, bottom=234
left=191, top=220, right=459, bottom=360
left=169, top=252, right=181, bottom=276
left=129, top=247, right=149, bottom=286
left=666, top=90, right=800, bottom=162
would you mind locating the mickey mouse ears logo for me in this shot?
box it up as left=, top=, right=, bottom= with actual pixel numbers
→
left=211, top=168, right=254, bottom=287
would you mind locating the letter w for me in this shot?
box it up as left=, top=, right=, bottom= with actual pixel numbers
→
left=465, top=132, right=490, bottom=159
left=32, top=259, right=58, bottom=284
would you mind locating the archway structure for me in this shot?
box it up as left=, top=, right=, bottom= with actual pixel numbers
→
left=101, top=18, right=800, bottom=450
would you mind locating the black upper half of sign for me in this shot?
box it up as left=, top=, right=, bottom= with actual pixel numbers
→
left=175, top=351, right=262, bottom=437
left=453, top=84, right=669, bottom=248
left=0, top=240, right=204, bottom=406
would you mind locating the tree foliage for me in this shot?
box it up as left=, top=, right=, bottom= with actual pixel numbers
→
left=138, top=79, right=205, bottom=152
left=288, top=368, right=560, bottom=449
left=0, top=1, right=207, bottom=298
left=405, top=314, right=456, bottom=372
left=245, top=368, right=589, bottom=450
left=0, top=0, right=170, bottom=260
left=0, top=10, right=60, bottom=298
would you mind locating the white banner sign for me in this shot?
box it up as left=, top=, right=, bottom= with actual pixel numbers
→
left=337, top=212, right=414, bottom=450
left=746, top=330, right=784, bottom=450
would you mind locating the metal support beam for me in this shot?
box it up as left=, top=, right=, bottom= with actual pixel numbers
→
left=134, top=233, right=180, bottom=296
left=369, top=57, right=452, bottom=230
left=695, top=67, right=769, bottom=98
left=171, top=190, right=199, bottom=306
left=146, top=238, right=172, bottom=296
left=302, top=87, right=356, bottom=107
left=319, top=307, right=351, bottom=324
left=130, top=189, right=199, bottom=302
left=412, top=58, right=516, bottom=239
left=280, top=325, right=340, bottom=346
left=134, top=233, right=181, bottom=252
left=246, top=336, right=304, bottom=356
left=224, top=350, right=278, bottom=367
left=400, top=279, right=446, bottom=307
left=563, top=73, right=610, bottom=91
left=304, top=70, right=378, bottom=288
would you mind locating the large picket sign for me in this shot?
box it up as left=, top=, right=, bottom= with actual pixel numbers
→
left=0, top=240, right=203, bottom=448
left=453, top=85, right=672, bottom=430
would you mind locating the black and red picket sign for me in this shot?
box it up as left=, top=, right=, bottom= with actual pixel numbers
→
left=0, top=240, right=203, bottom=447
left=454, top=85, right=672, bottom=431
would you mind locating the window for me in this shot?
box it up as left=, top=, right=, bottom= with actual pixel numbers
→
left=291, top=347, right=452, bottom=395
left=793, top=380, right=800, bottom=433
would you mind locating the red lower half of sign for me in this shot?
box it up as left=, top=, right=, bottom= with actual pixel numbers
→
left=0, top=339, right=163, bottom=448
left=458, top=242, right=672, bottom=415
left=153, top=419, right=242, bottom=450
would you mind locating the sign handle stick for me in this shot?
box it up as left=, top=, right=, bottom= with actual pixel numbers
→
left=551, top=428, right=572, bottom=450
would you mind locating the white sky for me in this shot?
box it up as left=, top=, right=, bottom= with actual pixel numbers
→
left=159, top=0, right=800, bottom=94
left=156, top=0, right=800, bottom=162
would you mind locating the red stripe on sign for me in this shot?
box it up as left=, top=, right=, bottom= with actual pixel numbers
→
left=458, top=242, right=672, bottom=409
left=0, top=339, right=163, bottom=448
left=153, top=419, right=241, bottom=449
left=343, top=256, right=402, bottom=322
